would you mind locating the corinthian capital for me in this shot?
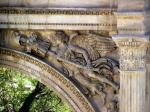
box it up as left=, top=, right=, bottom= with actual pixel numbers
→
left=112, top=34, right=150, bottom=71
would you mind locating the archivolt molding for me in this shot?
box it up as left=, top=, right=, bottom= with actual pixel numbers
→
left=0, top=47, right=95, bottom=112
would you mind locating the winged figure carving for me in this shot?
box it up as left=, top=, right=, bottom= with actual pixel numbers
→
left=70, top=33, right=117, bottom=61
left=47, top=32, right=119, bottom=103
left=16, top=31, right=119, bottom=109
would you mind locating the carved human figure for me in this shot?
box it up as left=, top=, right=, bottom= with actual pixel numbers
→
left=12, top=32, right=119, bottom=112
left=49, top=31, right=119, bottom=90
left=18, top=32, right=51, bottom=57
left=17, top=31, right=119, bottom=92
left=15, top=30, right=119, bottom=109
left=63, top=63, right=106, bottom=104
left=50, top=31, right=91, bottom=66
left=85, top=59, right=119, bottom=91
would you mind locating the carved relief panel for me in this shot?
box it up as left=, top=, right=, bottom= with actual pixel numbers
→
left=0, top=30, right=120, bottom=112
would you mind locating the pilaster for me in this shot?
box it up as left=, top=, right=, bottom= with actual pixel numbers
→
left=113, top=34, right=149, bottom=112
left=113, top=1, right=150, bottom=111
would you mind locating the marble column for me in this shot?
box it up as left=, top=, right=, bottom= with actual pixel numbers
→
left=113, top=35, right=149, bottom=112
left=113, top=0, right=150, bottom=110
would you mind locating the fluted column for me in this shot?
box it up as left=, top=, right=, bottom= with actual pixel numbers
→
left=113, top=0, right=150, bottom=110
left=113, top=35, right=149, bottom=112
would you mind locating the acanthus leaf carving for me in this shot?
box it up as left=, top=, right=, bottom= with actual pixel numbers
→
left=113, top=36, right=149, bottom=71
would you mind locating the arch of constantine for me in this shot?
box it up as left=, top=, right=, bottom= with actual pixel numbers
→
left=0, top=0, right=150, bottom=112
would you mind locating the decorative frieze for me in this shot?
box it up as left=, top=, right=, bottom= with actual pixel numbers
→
left=0, top=8, right=117, bottom=30
left=0, top=22, right=116, bottom=27
left=0, top=8, right=115, bottom=15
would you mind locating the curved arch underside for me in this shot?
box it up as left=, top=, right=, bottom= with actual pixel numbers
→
left=0, top=47, right=95, bottom=112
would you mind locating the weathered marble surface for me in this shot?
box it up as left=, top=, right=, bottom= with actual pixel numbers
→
left=0, top=29, right=120, bottom=112
left=0, top=0, right=150, bottom=111
left=118, top=0, right=150, bottom=11
left=115, top=11, right=150, bottom=35
left=0, top=8, right=117, bottom=30
left=0, top=0, right=117, bottom=8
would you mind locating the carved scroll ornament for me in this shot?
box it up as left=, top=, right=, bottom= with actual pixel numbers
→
left=13, top=30, right=119, bottom=111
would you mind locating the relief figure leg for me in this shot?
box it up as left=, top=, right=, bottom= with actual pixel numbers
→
left=87, top=71, right=119, bottom=90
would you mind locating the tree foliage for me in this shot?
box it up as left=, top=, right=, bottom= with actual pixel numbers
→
left=0, top=67, right=71, bottom=112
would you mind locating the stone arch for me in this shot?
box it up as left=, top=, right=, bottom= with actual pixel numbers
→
left=0, top=47, right=95, bottom=112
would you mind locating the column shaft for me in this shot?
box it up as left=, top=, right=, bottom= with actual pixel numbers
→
left=120, top=71, right=145, bottom=112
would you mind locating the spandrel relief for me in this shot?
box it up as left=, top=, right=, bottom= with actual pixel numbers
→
left=11, top=30, right=119, bottom=112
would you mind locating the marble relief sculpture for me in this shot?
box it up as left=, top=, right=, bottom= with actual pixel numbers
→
left=17, top=32, right=51, bottom=57
left=0, top=1, right=149, bottom=111
left=16, top=30, right=119, bottom=111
